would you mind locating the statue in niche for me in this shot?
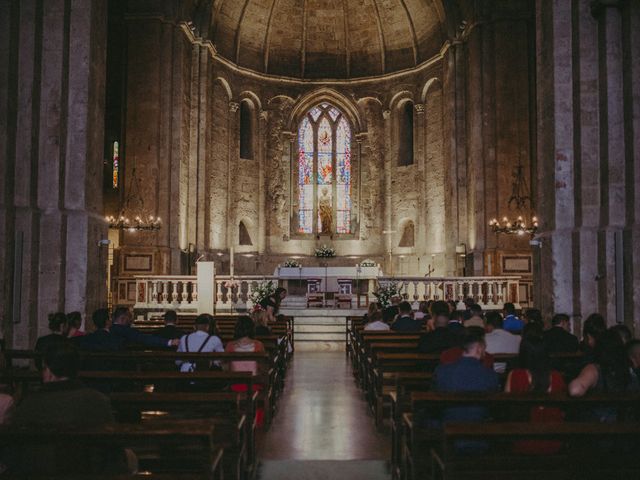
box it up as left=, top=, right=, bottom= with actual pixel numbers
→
left=318, top=186, right=333, bottom=235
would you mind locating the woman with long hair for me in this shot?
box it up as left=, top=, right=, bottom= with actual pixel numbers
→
left=505, top=336, right=566, bottom=455
left=260, top=287, right=287, bottom=323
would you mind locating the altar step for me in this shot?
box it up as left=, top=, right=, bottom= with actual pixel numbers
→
left=291, top=315, right=348, bottom=351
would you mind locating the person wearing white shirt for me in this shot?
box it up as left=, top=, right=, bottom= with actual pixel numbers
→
left=484, top=312, right=521, bottom=373
left=364, top=311, right=390, bottom=331
left=176, top=314, right=224, bottom=372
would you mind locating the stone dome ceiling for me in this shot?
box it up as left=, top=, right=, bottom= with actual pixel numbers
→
left=208, top=0, right=447, bottom=79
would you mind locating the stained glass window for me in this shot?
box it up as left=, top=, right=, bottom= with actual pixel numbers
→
left=112, top=141, right=119, bottom=188
left=296, top=104, right=352, bottom=234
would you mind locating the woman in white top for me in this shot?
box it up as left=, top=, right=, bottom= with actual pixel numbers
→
left=364, top=311, right=390, bottom=331
left=176, top=314, right=224, bottom=372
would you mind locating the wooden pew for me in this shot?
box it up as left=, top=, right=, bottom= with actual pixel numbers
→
left=110, top=392, right=255, bottom=480
left=3, top=350, right=281, bottom=427
left=400, top=392, right=640, bottom=480
left=432, top=422, right=640, bottom=480
left=0, top=419, right=224, bottom=479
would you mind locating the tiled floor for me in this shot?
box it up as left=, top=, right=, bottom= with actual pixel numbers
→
left=258, top=351, right=390, bottom=460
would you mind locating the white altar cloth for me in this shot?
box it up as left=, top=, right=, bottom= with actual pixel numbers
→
left=274, top=266, right=381, bottom=292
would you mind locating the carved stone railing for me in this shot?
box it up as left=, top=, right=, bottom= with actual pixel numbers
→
left=214, top=275, right=278, bottom=312
left=133, top=275, right=198, bottom=311
left=377, top=276, right=522, bottom=309
left=131, top=273, right=522, bottom=313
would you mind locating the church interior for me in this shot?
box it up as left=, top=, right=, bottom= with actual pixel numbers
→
left=0, top=0, right=639, bottom=478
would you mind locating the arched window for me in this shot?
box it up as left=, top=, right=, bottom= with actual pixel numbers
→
left=398, top=102, right=414, bottom=166
left=297, top=103, right=352, bottom=234
left=239, top=101, right=253, bottom=160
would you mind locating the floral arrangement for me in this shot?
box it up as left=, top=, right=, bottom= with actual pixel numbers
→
left=249, top=280, right=276, bottom=305
left=373, top=281, right=403, bottom=308
left=314, top=245, right=336, bottom=258
left=360, top=259, right=376, bottom=267
left=283, top=259, right=301, bottom=268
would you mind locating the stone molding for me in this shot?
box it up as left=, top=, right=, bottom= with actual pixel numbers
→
left=414, top=104, right=425, bottom=114
left=229, top=102, right=240, bottom=112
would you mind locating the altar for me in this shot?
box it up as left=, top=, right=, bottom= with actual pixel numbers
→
left=274, top=265, right=382, bottom=308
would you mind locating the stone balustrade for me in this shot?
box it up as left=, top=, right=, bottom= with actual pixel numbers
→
left=377, top=276, right=521, bottom=310
left=132, top=273, right=521, bottom=313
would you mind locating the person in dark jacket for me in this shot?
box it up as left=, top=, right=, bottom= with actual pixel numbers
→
left=34, top=312, right=70, bottom=370
left=390, top=301, right=422, bottom=332
left=9, top=342, right=127, bottom=475
left=418, top=303, right=461, bottom=353
left=110, top=306, right=178, bottom=349
left=543, top=313, right=579, bottom=354
left=76, top=309, right=124, bottom=352
left=154, top=310, right=185, bottom=340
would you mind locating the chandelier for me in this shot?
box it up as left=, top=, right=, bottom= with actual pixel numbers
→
left=489, top=164, right=539, bottom=236
left=106, top=156, right=161, bottom=232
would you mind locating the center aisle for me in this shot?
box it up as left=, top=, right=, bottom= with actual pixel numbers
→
left=257, top=351, right=390, bottom=479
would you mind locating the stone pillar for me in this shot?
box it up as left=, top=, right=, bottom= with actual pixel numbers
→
left=414, top=103, right=427, bottom=258
left=382, top=109, right=393, bottom=273
left=535, top=0, right=639, bottom=330
left=123, top=10, right=191, bottom=273
left=0, top=0, right=107, bottom=345
left=227, top=101, right=240, bottom=251
left=442, top=41, right=467, bottom=275
left=258, top=110, right=268, bottom=253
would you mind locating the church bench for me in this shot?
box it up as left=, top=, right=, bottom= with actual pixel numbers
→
left=0, top=419, right=224, bottom=480
left=109, top=392, right=256, bottom=480
left=400, top=392, right=640, bottom=480
left=431, top=422, right=640, bottom=480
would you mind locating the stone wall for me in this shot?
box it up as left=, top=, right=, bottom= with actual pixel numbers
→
left=535, top=0, right=640, bottom=332
left=0, top=0, right=108, bottom=345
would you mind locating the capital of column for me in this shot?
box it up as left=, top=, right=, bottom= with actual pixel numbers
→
left=259, top=110, right=269, bottom=121
left=590, top=0, right=622, bottom=16
left=414, top=104, right=425, bottom=115
left=382, top=110, right=391, bottom=120
left=229, top=102, right=240, bottom=112
left=281, top=131, right=296, bottom=141
left=355, top=132, right=368, bottom=144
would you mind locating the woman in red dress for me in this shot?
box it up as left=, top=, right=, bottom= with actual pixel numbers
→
left=504, top=335, right=566, bottom=455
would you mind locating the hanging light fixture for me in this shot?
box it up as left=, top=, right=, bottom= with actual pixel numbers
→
left=489, top=164, right=538, bottom=236
left=106, top=156, right=161, bottom=232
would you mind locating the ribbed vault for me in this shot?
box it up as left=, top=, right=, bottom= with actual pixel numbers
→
left=201, top=0, right=447, bottom=79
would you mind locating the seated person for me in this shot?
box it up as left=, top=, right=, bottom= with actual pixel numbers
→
left=253, top=307, right=272, bottom=336
left=502, top=302, right=524, bottom=334
left=627, top=340, right=640, bottom=392
left=543, top=313, right=579, bottom=354
left=176, top=314, right=224, bottom=372
left=226, top=316, right=266, bottom=426
left=110, top=306, right=179, bottom=349
left=75, top=308, right=125, bottom=373
left=440, top=327, right=494, bottom=369
left=390, top=301, right=422, bottom=332
left=34, top=312, right=70, bottom=370
left=414, top=301, right=430, bottom=321
left=66, top=311, right=85, bottom=338
left=463, top=304, right=484, bottom=329
left=155, top=310, right=185, bottom=340
left=364, top=311, right=389, bottom=331
left=9, top=343, right=127, bottom=475
left=417, top=301, right=461, bottom=354
left=432, top=331, right=499, bottom=453
left=485, top=311, right=521, bottom=374
left=505, top=336, right=566, bottom=455
left=362, top=302, right=381, bottom=324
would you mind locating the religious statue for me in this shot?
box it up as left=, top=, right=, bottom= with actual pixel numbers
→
left=318, top=186, right=333, bottom=234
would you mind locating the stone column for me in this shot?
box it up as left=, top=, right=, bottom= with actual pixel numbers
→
left=227, top=101, right=240, bottom=251
left=258, top=110, right=268, bottom=254
left=0, top=0, right=107, bottom=345
left=414, top=103, right=427, bottom=258
left=442, top=41, right=467, bottom=275
left=382, top=109, right=393, bottom=273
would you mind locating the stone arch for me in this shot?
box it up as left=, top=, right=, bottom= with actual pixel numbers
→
left=389, top=90, right=414, bottom=111
left=391, top=92, right=414, bottom=167
left=421, top=77, right=442, bottom=103
left=239, top=90, right=262, bottom=111
left=287, top=88, right=362, bottom=133
left=213, top=76, right=233, bottom=100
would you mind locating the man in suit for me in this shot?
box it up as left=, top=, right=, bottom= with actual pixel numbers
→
left=76, top=309, right=124, bottom=352
left=110, top=307, right=179, bottom=349
left=543, top=313, right=579, bottom=354
left=390, top=301, right=422, bottom=332
left=155, top=310, right=185, bottom=340
left=417, top=301, right=461, bottom=353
